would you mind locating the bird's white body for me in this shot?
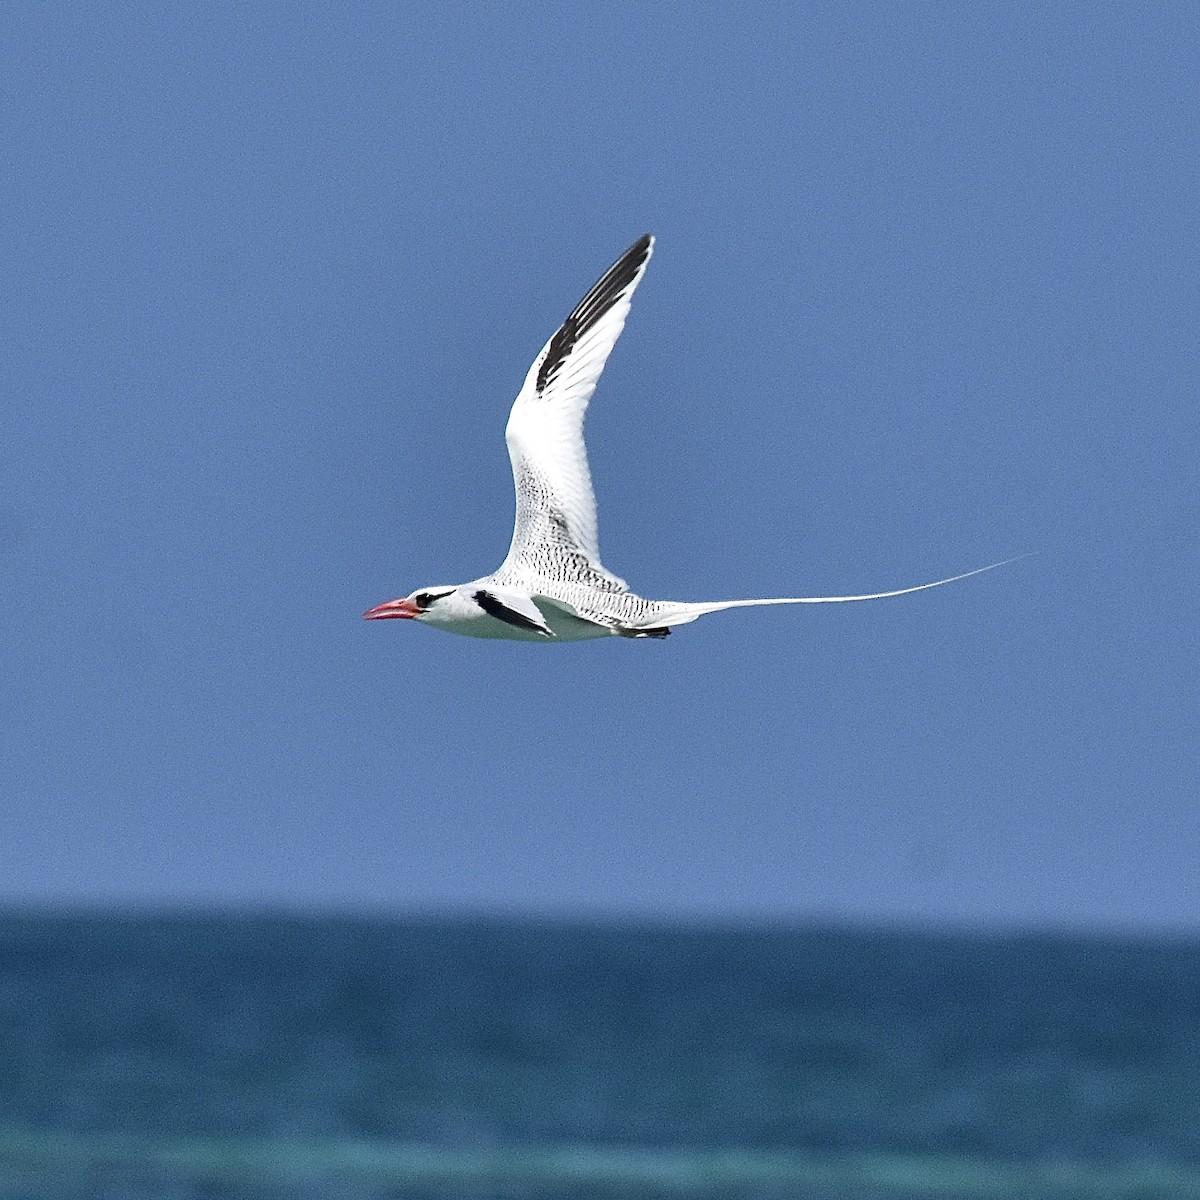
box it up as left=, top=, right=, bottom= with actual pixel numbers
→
left=364, top=235, right=1018, bottom=641
left=413, top=586, right=615, bottom=642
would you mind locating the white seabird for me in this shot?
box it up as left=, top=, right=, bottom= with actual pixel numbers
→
left=364, top=235, right=1017, bottom=641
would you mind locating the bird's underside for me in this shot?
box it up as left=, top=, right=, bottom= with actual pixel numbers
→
left=363, top=234, right=1021, bottom=642
left=466, top=575, right=676, bottom=641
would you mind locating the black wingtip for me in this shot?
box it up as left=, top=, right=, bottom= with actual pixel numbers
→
left=536, top=235, right=655, bottom=395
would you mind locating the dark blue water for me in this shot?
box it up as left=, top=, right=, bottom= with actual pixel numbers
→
left=0, top=914, right=1197, bottom=1199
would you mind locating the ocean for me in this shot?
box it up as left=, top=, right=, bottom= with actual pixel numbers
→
left=0, top=913, right=1196, bottom=1199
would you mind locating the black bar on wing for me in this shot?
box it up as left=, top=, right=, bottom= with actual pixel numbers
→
left=536, top=234, right=653, bottom=395
left=473, top=590, right=553, bottom=636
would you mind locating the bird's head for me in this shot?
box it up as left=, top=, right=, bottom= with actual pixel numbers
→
left=363, top=586, right=457, bottom=622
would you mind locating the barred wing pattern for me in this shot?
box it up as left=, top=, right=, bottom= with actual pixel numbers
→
left=496, top=234, right=654, bottom=592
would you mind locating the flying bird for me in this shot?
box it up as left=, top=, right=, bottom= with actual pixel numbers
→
left=364, top=235, right=1017, bottom=641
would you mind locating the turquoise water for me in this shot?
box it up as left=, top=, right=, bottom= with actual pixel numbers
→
left=0, top=914, right=1197, bottom=1198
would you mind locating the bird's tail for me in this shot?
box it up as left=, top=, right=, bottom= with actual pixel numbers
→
left=636, top=556, right=1032, bottom=629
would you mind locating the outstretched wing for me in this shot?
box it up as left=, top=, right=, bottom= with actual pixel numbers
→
left=497, top=234, right=654, bottom=590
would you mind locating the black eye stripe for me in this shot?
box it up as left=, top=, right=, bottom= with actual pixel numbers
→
left=414, top=589, right=455, bottom=610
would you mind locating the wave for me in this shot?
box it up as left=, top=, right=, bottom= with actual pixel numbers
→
left=2, top=1128, right=1200, bottom=1198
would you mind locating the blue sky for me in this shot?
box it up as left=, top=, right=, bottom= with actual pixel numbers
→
left=2, top=4, right=1195, bottom=928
